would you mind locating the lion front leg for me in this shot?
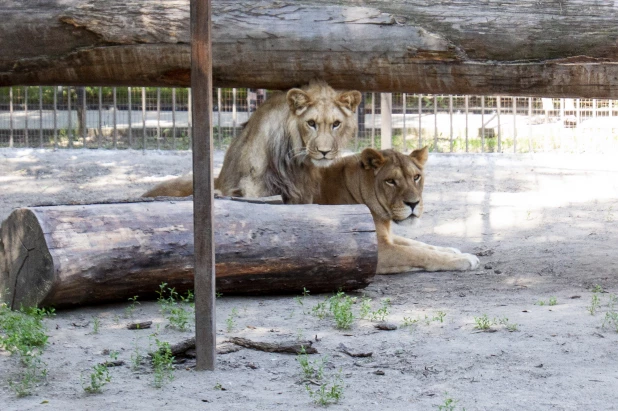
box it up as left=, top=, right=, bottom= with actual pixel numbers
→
left=391, top=234, right=463, bottom=254
left=376, top=241, right=480, bottom=274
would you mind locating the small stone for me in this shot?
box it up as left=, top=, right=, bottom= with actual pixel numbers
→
left=484, top=264, right=493, bottom=270
left=375, top=322, right=398, bottom=331
left=373, top=370, right=385, bottom=375
left=494, top=269, right=502, bottom=274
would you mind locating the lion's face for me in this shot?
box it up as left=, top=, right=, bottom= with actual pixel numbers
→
left=287, top=85, right=362, bottom=167
left=360, top=147, right=429, bottom=225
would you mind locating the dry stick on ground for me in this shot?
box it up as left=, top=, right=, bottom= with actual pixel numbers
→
left=126, top=321, right=153, bottom=330
left=151, top=337, right=318, bottom=358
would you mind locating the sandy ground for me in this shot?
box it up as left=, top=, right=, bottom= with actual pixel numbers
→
left=1, top=148, right=618, bottom=410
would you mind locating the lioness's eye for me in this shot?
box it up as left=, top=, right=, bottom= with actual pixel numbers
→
left=332, top=120, right=341, bottom=128
left=385, top=179, right=396, bottom=186
left=414, top=174, right=421, bottom=182
left=307, top=120, right=316, bottom=128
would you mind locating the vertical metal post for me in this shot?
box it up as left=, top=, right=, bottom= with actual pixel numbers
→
left=528, top=97, right=533, bottom=153
left=128, top=87, right=133, bottom=148
left=464, top=95, right=469, bottom=152
left=418, top=94, right=422, bottom=149
left=156, top=88, right=161, bottom=149
left=402, top=93, right=407, bottom=151
left=448, top=95, right=453, bottom=152
left=191, top=0, right=216, bottom=371
left=513, top=97, right=517, bottom=153
left=113, top=87, right=118, bottom=149
left=9, top=87, right=13, bottom=148
left=39, top=86, right=43, bottom=147
left=82, top=87, right=87, bottom=148
left=25, top=87, right=29, bottom=147
left=142, top=87, right=147, bottom=149
left=433, top=95, right=438, bottom=152
left=380, top=93, right=392, bottom=149
left=232, top=88, right=237, bottom=138
left=98, top=87, right=103, bottom=148
left=559, top=98, right=564, bottom=150
left=371, top=92, right=375, bottom=148
left=497, top=96, right=501, bottom=153
left=172, top=88, right=177, bottom=150
left=481, top=96, right=485, bottom=153
left=53, top=87, right=58, bottom=149
left=217, top=88, right=222, bottom=147
left=68, top=87, right=73, bottom=148
left=188, top=88, right=192, bottom=147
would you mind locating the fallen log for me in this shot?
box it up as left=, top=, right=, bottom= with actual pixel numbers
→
left=0, top=200, right=376, bottom=308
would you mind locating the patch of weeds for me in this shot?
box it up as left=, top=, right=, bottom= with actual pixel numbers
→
left=124, top=295, right=140, bottom=318
left=591, top=284, right=604, bottom=293
left=216, top=292, right=223, bottom=298
left=401, top=316, right=419, bottom=330
left=548, top=296, right=558, bottom=306
left=214, top=382, right=224, bottom=390
left=0, top=304, right=53, bottom=397
left=473, top=314, right=492, bottom=331
left=92, top=316, right=101, bottom=334
left=498, top=317, right=519, bottom=332
left=312, top=300, right=329, bottom=320
left=151, top=338, right=174, bottom=388
left=329, top=292, right=356, bottom=330
left=359, top=296, right=372, bottom=320
left=82, top=363, right=111, bottom=394
left=436, top=392, right=464, bottom=411
left=603, top=294, right=618, bottom=333
left=297, top=346, right=326, bottom=380
left=226, top=307, right=239, bottom=332
left=369, top=298, right=391, bottom=322
left=433, top=311, right=447, bottom=323
left=536, top=300, right=546, bottom=306
left=295, top=287, right=311, bottom=310
left=305, top=372, right=344, bottom=406
left=606, top=206, right=614, bottom=222
left=130, top=338, right=144, bottom=371
left=587, top=293, right=601, bottom=315
left=157, top=283, right=193, bottom=331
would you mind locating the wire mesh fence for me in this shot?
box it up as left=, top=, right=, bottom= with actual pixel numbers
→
left=2, top=86, right=618, bottom=153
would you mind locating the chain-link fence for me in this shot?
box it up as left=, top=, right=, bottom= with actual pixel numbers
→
left=2, top=86, right=618, bottom=153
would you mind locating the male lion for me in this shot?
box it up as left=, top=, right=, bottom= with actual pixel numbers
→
left=315, top=147, right=480, bottom=274
left=142, top=81, right=362, bottom=203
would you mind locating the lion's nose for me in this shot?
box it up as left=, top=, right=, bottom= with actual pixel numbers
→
left=404, top=201, right=419, bottom=211
left=318, top=149, right=331, bottom=157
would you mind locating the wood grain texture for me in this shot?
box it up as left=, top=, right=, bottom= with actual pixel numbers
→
left=0, top=200, right=377, bottom=308
left=2, top=1, right=618, bottom=97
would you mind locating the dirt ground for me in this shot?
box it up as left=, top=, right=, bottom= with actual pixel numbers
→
left=1, top=148, right=618, bottom=410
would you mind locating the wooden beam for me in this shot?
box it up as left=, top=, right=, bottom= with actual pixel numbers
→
left=191, top=0, right=215, bottom=370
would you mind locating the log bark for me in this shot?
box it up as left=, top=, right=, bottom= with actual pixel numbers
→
left=0, top=200, right=376, bottom=308
left=2, top=1, right=618, bottom=97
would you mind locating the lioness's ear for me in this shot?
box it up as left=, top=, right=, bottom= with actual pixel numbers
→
left=410, top=146, right=429, bottom=166
left=287, top=89, right=313, bottom=115
left=360, top=148, right=386, bottom=170
left=336, top=90, right=362, bottom=114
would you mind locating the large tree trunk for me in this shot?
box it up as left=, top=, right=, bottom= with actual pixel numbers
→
left=2, top=1, right=618, bottom=97
left=0, top=200, right=377, bottom=308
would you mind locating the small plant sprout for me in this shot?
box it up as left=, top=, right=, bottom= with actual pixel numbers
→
left=82, top=364, right=111, bottom=394
left=297, top=346, right=326, bottom=381
left=498, top=317, right=519, bottom=332
left=587, top=293, right=601, bottom=315
left=433, top=311, right=447, bottom=323
left=151, top=338, right=174, bottom=388
left=369, top=298, right=391, bottom=322
left=92, top=316, right=101, bottom=334
left=124, top=295, right=140, bottom=318
left=305, top=372, right=344, bottom=406
left=536, top=300, right=546, bottom=306
left=603, top=294, right=618, bottom=333
left=130, top=338, right=144, bottom=370
left=402, top=316, right=419, bottom=328
left=359, top=296, right=372, bottom=320
left=436, top=392, right=462, bottom=411
left=226, top=307, right=239, bottom=332
left=312, top=300, right=329, bottom=320
left=473, top=314, right=492, bottom=330
left=548, top=296, right=558, bottom=306
left=214, top=382, right=224, bottom=390
left=329, top=292, right=356, bottom=329
left=592, top=284, right=604, bottom=293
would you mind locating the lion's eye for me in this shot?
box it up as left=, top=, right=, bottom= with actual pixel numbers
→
left=385, top=179, right=396, bottom=186
left=307, top=120, right=316, bottom=128
left=414, top=174, right=421, bottom=183
left=332, top=120, right=341, bottom=128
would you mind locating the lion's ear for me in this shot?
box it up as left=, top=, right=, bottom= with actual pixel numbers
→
left=410, top=146, right=429, bottom=166
left=287, top=89, right=313, bottom=115
left=336, top=90, right=362, bottom=113
left=360, top=148, right=386, bottom=170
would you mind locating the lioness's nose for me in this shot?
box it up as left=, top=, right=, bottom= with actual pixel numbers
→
left=404, top=201, right=419, bottom=211
left=318, top=149, right=331, bottom=157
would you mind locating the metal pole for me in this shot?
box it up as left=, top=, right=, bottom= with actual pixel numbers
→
left=25, top=87, right=29, bottom=147
left=418, top=94, right=422, bottom=149
left=53, top=87, right=58, bottom=149
left=402, top=93, right=407, bottom=151
left=68, top=87, right=73, bottom=148
left=528, top=97, right=533, bottom=153
left=172, top=88, right=177, bottom=150
left=464, top=95, right=469, bottom=152
left=82, top=87, right=87, bottom=148
left=39, top=86, right=43, bottom=147
left=113, top=87, right=117, bottom=149
left=98, top=87, right=103, bottom=148
left=449, top=95, right=453, bottom=152
left=371, top=92, right=375, bottom=148
left=9, top=87, right=13, bottom=148
left=380, top=93, right=392, bottom=149
left=497, top=96, right=501, bottom=153
left=142, top=87, right=147, bottom=149
left=513, top=97, right=517, bottom=153
left=217, top=88, right=222, bottom=147
left=128, top=87, right=133, bottom=148
left=188, top=88, right=192, bottom=147
left=157, top=87, right=161, bottom=149
left=232, top=88, right=237, bottom=138
left=191, top=0, right=216, bottom=371
left=433, top=95, right=438, bottom=152
left=481, top=96, right=485, bottom=153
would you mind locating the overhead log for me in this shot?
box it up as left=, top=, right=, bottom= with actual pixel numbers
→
left=2, top=1, right=618, bottom=97
left=0, top=200, right=377, bottom=308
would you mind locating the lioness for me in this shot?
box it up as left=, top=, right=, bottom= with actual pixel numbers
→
left=315, top=147, right=480, bottom=274
left=143, top=81, right=362, bottom=203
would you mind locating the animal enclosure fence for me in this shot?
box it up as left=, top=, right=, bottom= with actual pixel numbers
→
left=2, top=86, right=618, bottom=153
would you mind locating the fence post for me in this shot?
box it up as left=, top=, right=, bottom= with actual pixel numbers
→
left=497, top=96, right=501, bottom=153
left=53, top=87, right=58, bottom=149
left=68, top=87, right=72, bottom=148
left=112, top=87, right=117, bottom=149
left=528, top=97, right=533, bottom=153
left=128, top=87, right=132, bottom=148
left=142, top=87, right=147, bottom=149
left=9, top=87, right=13, bottom=148
left=97, top=87, right=103, bottom=148
left=433, top=95, right=438, bottom=152
left=188, top=88, right=192, bottom=148
left=39, top=86, right=43, bottom=148
left=465, top=95, right=469, bottom=152
left=481, top=96, right=485, bottom=153
left=402, top=93, right=407, bottom=151
left=24, top=87, right=29, bottom=147
left=371, top=92, right=376, bottom=148
left=380, top=93, right=392, bottom=149
left=217, top=88, right=222, bottom=147
left=232, top=88, right=237, bottom=138
left=449, top=95, right=453, bottom=152
left=81, top=87, right=87, bottom=148
left=172, top=88, right=177, bottom=150
left=513, top=97, right=517, bottom=153
left=418, top=94, right=422, bottom=149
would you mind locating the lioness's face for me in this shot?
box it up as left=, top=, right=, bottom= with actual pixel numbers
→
left=287, top=87, right=362, bottom=166
left=361, top=147, right=429, bottom=225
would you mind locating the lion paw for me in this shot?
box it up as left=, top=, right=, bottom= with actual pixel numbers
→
left=443, top=247, right=462, bottom=254
left=462, top=253, right=480, bottom=270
